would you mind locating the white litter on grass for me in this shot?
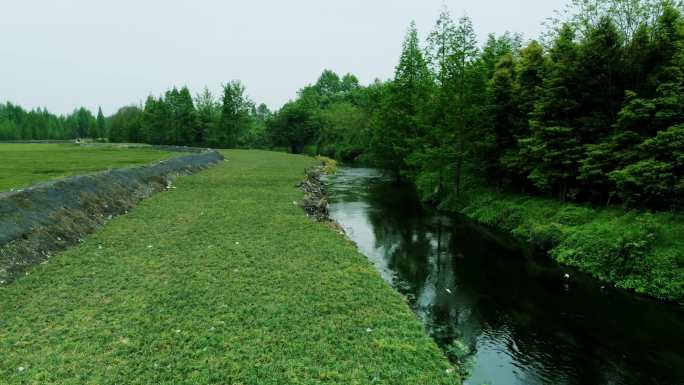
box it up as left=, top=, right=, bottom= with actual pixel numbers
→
left=564, top=273, right=571, bottom=279
left=98, top=245, right=103, bottom=250
left=175, top=329, right=181, bottom=333
left=18, top=367, right=25, bottom=372
left=235, top=242, right=240, bottom=245
left=446, top=368, right=455, bottom=375
left=147, top=245, right=153, bottom=248
left=366, top=328, right=373, bottom=333
left=445, top=288, right=452, bottom=294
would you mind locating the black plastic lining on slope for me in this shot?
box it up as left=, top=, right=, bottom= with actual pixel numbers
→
left=0, top=150, right=224, bottom=285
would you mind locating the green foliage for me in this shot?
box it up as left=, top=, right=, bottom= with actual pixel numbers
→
left=445, top=339, right=475, bottom=378
left=108, top=105, right=143, bottom=143
left=316, top=155, right=338, bottom=174
left=370, top=21, right=434, bottom=176
left=460, top=187, right=684, bottom=301
left=268, top=95, right=320, bottom=154
left=272, top=1, right=682, bottom=219
left=215, top=81, right=252, bottom=148
left=546, top=0, right=679, bottom=40
left=103, top=82, right=269, bottom=149
left=0, top=102, right=97, bottom=141
left=317, top=102, right=369, bottom=161
left=96, top=107, right=106, bottom=139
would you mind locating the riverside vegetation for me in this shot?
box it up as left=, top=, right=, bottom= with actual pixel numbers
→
left=1, top=0, right=682, bottom=301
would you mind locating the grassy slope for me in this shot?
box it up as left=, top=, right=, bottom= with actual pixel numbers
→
left=459, top=188, right=684, bottom=302
left=0, top=143, right=175, bottom=191
left=0, top=150, right=456, bottom=385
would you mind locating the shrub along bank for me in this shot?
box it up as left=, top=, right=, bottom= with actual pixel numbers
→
left=458, top=188, right=684, bottom=302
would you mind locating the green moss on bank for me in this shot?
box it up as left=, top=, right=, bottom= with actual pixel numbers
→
left=458, top=188, right=684, bottom=302
left=0, top=150, right=457, bottom=384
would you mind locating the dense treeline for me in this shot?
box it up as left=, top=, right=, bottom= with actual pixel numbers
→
left=274, top=0, right=684, bottom=212
left=108, top=83, right=271, bottom=149
left=1, top=83, right=271, bottom=149
left=0, top=103, right=105, bottom=141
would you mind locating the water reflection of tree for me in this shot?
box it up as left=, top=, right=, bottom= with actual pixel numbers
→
left=353, top=177, right=683, bottom=385
left=364, top=181, right=478, bottom=367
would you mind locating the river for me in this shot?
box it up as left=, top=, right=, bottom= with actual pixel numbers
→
left=323, top=167, right=684, bottom=385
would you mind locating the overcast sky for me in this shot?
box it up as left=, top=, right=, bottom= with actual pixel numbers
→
left=0, top=0, right=567, bottom=115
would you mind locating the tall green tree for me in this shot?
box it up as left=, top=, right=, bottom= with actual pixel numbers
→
left=176, top=87, right=198, bottom=145
left=481, top=32, right=523, bottom=80
left=497, top=41, right=548, bottom=188
left=425, top=5, right=457, bottom=81
left=523, top=25, right=583, bottom=199
left=217, top=81, right=252, bottom=148
left=448, top=15, right=483, bottom=198
left=108, top=105, right=143, bottom=143
left=195, top=87, right=219, bottom=146
left=371, top=21, right=433, bottom=177
left=268, top=96, right=319, bottom=154
left=487, top=54, right=518, bottom=180
left=96, top=107, right=106, bottom=139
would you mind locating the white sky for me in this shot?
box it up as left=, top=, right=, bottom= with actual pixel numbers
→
left=0, top=0, right=567, bottom=115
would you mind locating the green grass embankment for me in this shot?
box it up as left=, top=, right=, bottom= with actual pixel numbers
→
left=0, top=143, right=175, bottom=191
left=0, top=150, right=457, bottom=384
left=458, top=188, right=684, bottom=302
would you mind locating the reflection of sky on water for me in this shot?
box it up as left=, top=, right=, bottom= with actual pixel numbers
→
left=324, top=167, right=684, bottom=385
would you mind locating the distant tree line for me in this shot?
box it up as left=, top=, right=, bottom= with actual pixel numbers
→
left=0, top=103, right=106, bottom=141
left=107, top=83, right=271, bottom=149
left=1, top=83, right=271, bottom=149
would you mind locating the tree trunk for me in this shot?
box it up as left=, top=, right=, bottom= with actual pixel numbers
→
left=454, top=158, right=462, bottom=199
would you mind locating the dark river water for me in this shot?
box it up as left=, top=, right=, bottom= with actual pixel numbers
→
left=323, top=167, right=684, bottom=385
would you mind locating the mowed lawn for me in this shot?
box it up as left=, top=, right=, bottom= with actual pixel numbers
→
left=0, top=143, right=175, bottom=191
left=0, top=150, right=457, bottom=385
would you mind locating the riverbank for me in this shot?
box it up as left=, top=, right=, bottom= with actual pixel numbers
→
left=324, top=166, right=684, bottom=385
left=456, top=187, right=684, bottom=302
left=0, top=150, right=457, bottom=384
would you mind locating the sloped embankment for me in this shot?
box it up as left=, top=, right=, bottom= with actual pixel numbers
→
left=0, top=150, right=224, bottom=285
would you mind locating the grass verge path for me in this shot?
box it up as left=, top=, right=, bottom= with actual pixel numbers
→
left=0, top=150, right=457, bottom=385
